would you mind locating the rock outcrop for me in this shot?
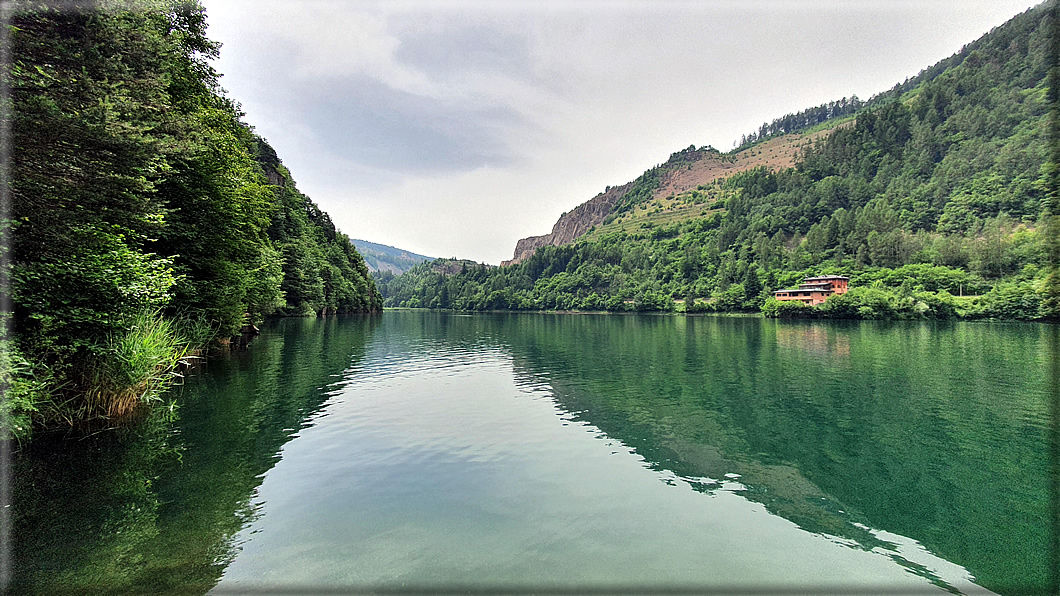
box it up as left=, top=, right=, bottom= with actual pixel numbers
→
left=502, top=182, right=632, bottom=266
left=501, top=129, right=836, bottom=266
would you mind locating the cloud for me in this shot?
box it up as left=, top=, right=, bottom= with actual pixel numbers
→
left=209, top=2, right=552, bottom=179
left=256, top=2, right=436, bottom=96
left=393, top=18, right=536, bottom=83
left=294, top=76, right=525, bottom=174
left=203, top=0, right=1042, bottom=264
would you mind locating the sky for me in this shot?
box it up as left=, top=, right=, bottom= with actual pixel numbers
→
left=200, top=0, right=1042, bottom=265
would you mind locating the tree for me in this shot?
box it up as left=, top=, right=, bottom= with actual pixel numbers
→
left=743, top=266, right=763, bottom=306
left=5, top=0, right=381, bottom=436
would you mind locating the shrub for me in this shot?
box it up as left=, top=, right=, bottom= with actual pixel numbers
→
left=912, top=290, right=959, bottom=319
left=0, top=340, right=63, bottom=441
left=819, top=287, right=897, bottom=319
left=965, top=280, right=1043, bottom=320
left=685, top=298, right=711, bottom=313
left=761, top=297, right=813, bottom=318
left=634, top=290, right=673, bottom=311
left=712, top=284, right=746, bottom=311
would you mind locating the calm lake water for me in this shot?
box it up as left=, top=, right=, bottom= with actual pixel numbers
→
left=12, top=312, right=1055, bottom=594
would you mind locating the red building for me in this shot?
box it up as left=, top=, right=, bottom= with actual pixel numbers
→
left=773, top=275, right=849, bottom=306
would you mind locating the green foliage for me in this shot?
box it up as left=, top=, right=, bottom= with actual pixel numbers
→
left=711, top=284, right=747, bottom=311
left=7, top=1, right=381, bottom=437
left=0, top=341, right=56, bottom=442
left=964, top=279, right=1045, bottom=320
left=818, top=287, right=900, bottom=319
left=849, top=263, right=986, bottom=294
left=14, top=227, right=178, bottom=346
left=761, top=297, right=811, bottom=318
left=153, top=113, right=279, bottom=336
left=762, top=282, right=1029, bottom=321
left=736, top=96, right=864, bottom=150
left=684, top=298, right=712, bottom=313
left=634, top=289, right=674, bottom=312
left=254, top=142, right=381, bottom=317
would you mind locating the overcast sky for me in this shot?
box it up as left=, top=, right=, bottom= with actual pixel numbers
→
left=200, top=0, right=1041, bottom=264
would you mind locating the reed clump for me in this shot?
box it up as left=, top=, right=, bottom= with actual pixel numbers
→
left=80, top=310, right=196, bottom=420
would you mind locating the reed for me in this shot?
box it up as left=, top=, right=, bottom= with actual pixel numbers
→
left=81, top=310, right=193, bottom=419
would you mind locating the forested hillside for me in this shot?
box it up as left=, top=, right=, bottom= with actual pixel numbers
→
left=253, top=141, right=381, bottom=316
left=351, top=239, right=432, bottom=275
left=382, top=2, right=1058, bottom=321
left=2, top=0, right=380, bottom=439
left=375, top=259, right=495, bottom=309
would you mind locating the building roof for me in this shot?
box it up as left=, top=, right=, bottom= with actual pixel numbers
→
left=803, top=275, right=848, bottom=281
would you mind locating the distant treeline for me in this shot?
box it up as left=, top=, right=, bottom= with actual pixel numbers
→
left=734, top=96, right=864, bottom=151
left=3, top=0, right=380, bottom=440
left=733, top=4, right=1049, bottom=152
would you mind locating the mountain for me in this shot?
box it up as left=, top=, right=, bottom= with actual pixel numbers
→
left=351, top=239, right=432, bottom=275
left=374, top=259, right=494, bottom=308
left=381, top=1, right=1058, bottom=321
left=505, top=3, right=1055, bottom=268
left=503, top=129, right=841, bottom=265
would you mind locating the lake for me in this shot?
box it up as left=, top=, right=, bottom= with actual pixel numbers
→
left=11, top=312, right=1055, bottom=594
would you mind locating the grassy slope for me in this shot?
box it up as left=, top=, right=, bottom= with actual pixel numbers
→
left=578, top=122, right=849, bottom=243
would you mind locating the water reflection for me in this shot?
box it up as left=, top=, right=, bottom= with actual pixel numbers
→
left=491, top=313, right=1050, bottom=594
left=11, top=315, right=379, bottom=594
left=11, top=312, right=1051, bottom=595
left=213, top=313, right=958, bottom=593
left=774, top=320, right=851, bottom=358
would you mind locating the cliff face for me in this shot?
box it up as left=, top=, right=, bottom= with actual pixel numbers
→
left=501, top=182, right=632, bottom=266
left=502, top=129, right=836, bottom=265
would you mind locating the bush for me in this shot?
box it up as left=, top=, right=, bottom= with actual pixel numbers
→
left=851, top=264, right=987, bottom=295
left=712, top=284, right=746, bottom=311
left=634, top=290, right=673, bottom=311
left=685, top=298, right=711, bottom=313
left=965, top=280, right=1043, bottom=320
left=761, top=297, right=813, bottom=318
left=0, top=340, right=61, bottom=441
left=818, top=287, right=897, bottom=319
left=911, top=290, right=959, bottom=319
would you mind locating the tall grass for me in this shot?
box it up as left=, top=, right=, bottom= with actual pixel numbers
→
left=3, top=311, right=216, bottom=438
left=81, top=310, right=194, bottom=419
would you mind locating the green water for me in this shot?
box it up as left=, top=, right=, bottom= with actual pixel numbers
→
left=11, top=312, right=1055, bottom=594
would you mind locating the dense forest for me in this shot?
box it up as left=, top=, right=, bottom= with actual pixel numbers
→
left=379, top=2, right=1058, bottom=322
left=2, top=0, right=381, bottom=440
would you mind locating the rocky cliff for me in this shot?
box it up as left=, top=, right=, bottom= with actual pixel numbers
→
left=502, top=129, right=835, bottom=265
left=502, top=182, right=632, bottom=266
